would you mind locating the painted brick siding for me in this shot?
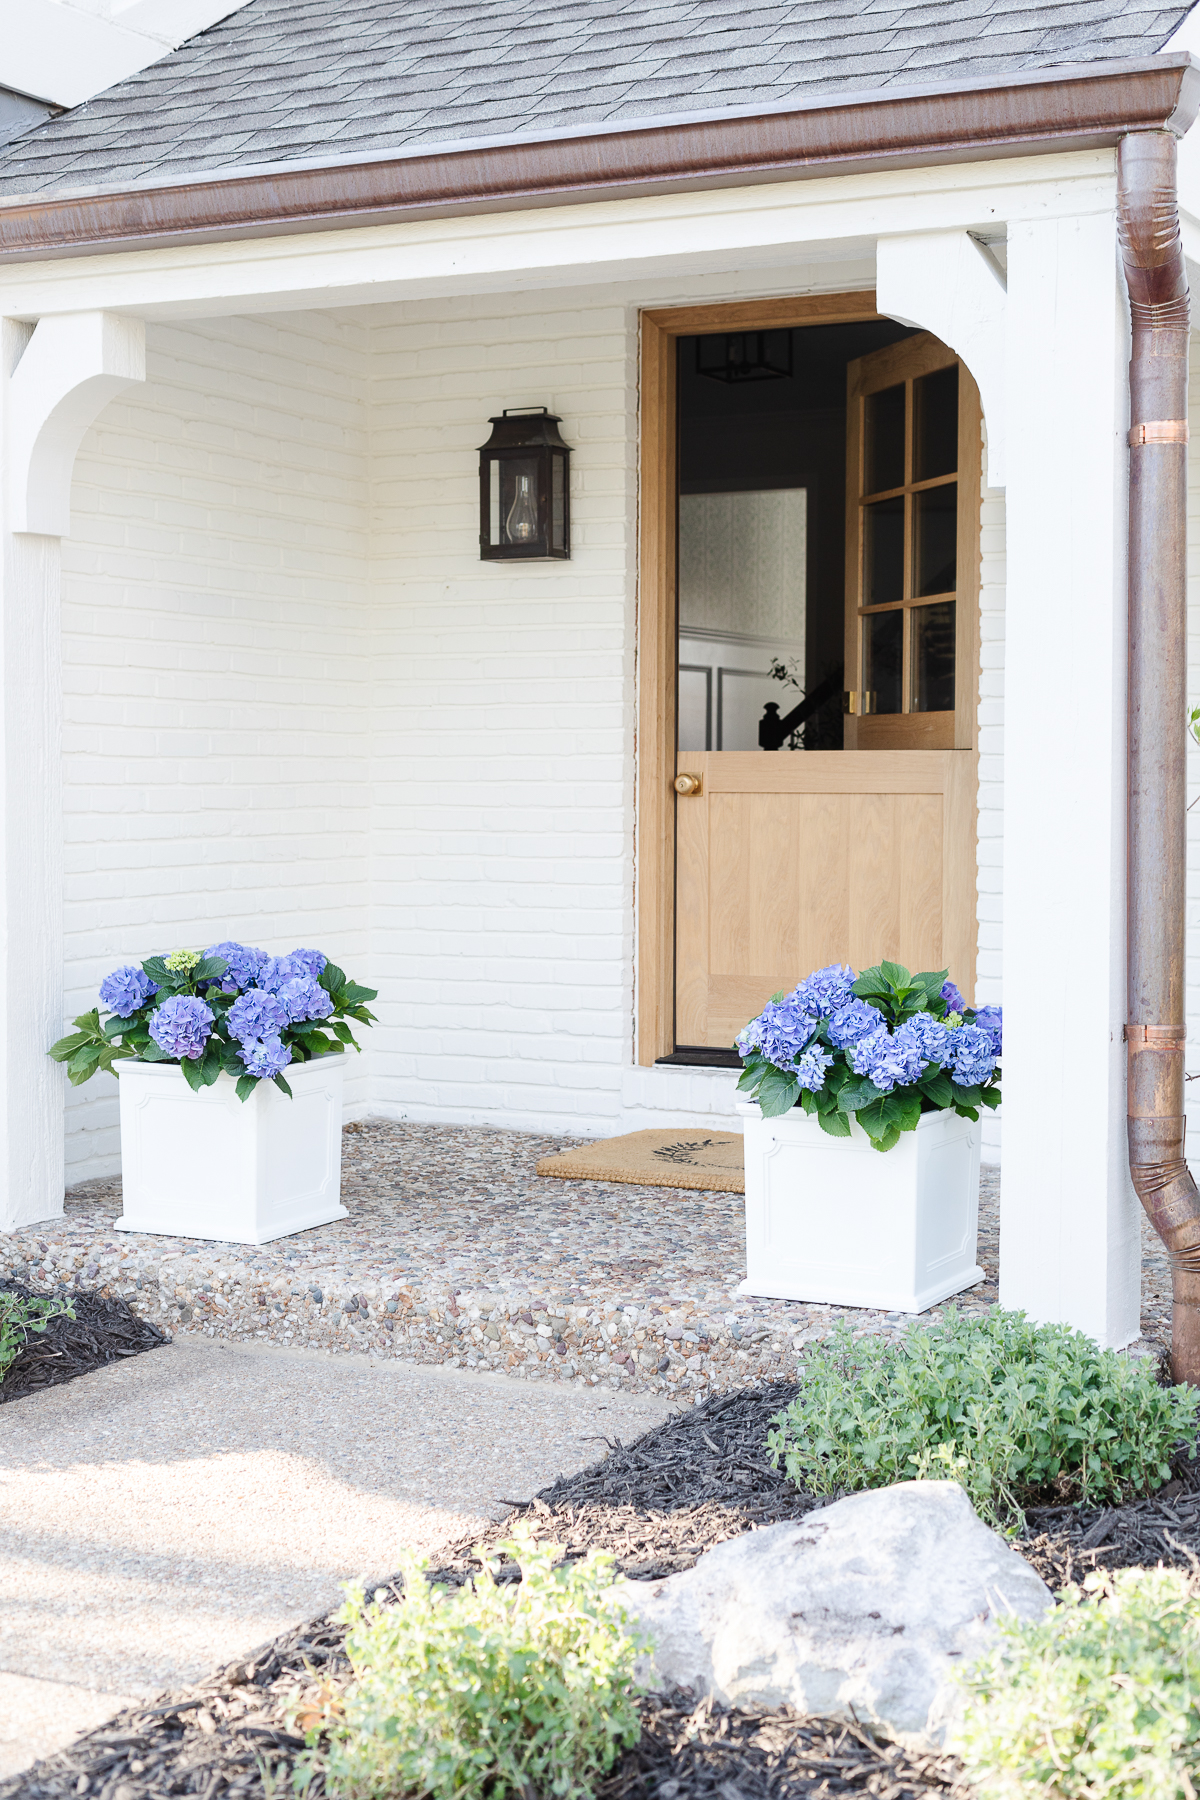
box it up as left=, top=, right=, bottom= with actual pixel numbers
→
left=365, top=290, right=639, bottom=1134
left=61, top=311, right=371, bottom=1180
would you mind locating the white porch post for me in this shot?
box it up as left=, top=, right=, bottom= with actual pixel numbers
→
left=0, top=311, right=144, bottom=1232
left=1000, top=213, right=1140, bottom=1346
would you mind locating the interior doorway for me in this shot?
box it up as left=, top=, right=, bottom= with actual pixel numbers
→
left=636, top=295, right=981, bottom=1068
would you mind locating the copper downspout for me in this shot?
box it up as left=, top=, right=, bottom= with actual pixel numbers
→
left=1120, top=130, right=1200, bottom=1384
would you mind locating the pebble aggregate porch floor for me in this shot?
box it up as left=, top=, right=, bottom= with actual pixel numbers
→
left=0, top=1122, right=1022, bottom=1398
left=0, top=1123, right=1171, bottom=1389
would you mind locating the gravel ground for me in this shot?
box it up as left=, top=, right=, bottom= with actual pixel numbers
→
left=0, top=1335, right=667, bottom=1778
left=0, top=1124, right=1012, bottom=1401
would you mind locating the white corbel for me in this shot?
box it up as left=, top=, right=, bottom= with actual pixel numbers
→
left=6, top=311, right=146, bottom=537
left=875, top=231, right=1007, bottom=487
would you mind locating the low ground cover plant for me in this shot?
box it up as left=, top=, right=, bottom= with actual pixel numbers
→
left=48, top=940, right=376, bottom=1100
left=954, top=1565, right=1200, bottom=1800
left=768, top=1309, right=1199, bottom=1529
left=307, top=1526, right=644, bottom=1800
left=0, top=1288, right=73, bottom=1383
left=736, top=959, right=1001, bottom=1150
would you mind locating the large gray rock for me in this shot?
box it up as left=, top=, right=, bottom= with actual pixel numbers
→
left=612, top=1480, right=1051, bottom=1749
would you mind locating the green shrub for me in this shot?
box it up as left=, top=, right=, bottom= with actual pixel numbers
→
left=0, top=1289, right=72, bottom=1383
left=768, top=1309, right=1199, bottom=1530
left=954, top=1566, right=1200, bottom=1800
left=314, top=1526, right=645, bottom=1800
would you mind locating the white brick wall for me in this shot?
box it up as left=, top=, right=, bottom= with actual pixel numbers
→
left=62, top=311, right=372, bottom=1179
left=58, top=281, right=1006, bottom=1172
left=366, top=291, right=640, bottom=1133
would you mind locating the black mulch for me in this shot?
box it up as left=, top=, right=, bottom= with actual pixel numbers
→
left=1019, top=1451, right=1200, bottom=1588
left=598, top=1694, right=958, bottom=1800
left=6, top=1375, right=1197, bottom=1800
left=0, top=1281, right=168, bottom=1403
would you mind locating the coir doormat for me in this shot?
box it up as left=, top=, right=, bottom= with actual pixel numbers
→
left=536, top=1129, right=745, bottom=1193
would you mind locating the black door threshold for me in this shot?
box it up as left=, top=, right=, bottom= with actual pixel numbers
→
left=655, top=1046, right=742, bottom=1069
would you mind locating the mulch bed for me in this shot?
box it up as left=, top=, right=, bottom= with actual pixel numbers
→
left=6, top=1377, right=1198, bottom=1800
left=0, top=1281, right=168, bottom=1403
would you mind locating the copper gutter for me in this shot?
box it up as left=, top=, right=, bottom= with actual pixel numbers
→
left=1120, top=131, right=1200, bottom=1384
left=1, top=53, right=1199, bottom=261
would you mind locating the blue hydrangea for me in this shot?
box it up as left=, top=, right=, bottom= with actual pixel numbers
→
left=203, top=941, right=269, bottom=995
left=261, top=953, right=315, bottom=992
left=286, top=947, right=328, bottom=981
left=795, top=1043, right=835, bottom=1092
left=973, top=1005, right=1003, bottom=1058
left=827, top=998, right=882, bottom=1050
left=227, top=987, right=289, bottom=1043
left=907, top=1010, right=951, bottom=1068
left=274, top=974, right=334, bottom=1024
left=849, top=1022, right=926, bottom=1092
left=99, top=965, right=158, bottom=1018
left=737, top=993, right=818, bottom=1069
left=792, top=963, right=856, bottom=1020
left=941, top=978, right=966, bottom=1015
left=949, top=1023, right=997, bottom=1087
left=149, top=995, right=214, bottom=1061
left=238, top=1035, right=293, bottom=1080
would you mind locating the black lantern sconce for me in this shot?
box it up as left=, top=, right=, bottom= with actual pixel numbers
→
left=478, top=406, right=572, bottom=560
left=696, top=329, right=792, bottom=384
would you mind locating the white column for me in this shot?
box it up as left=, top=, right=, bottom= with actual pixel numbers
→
left=1000, top=212, right=1139, bottom=1346
left=0, top=310, right=144, bottom=1231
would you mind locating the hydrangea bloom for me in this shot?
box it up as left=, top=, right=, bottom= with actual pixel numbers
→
left=941, top=978, right=966, bottom=1015
left=907, top=1011, right=951, bottom=1068
left=274, top=974, right=335, bottom=1024
left=164, top=949, right=202, bottom=974
left=737, top=992, right=817, bottom=1068
left=793, top=963, right=856, bottom=1020
left=827, top=998, right=882, bottom=1050
left=795, top=1044, right=835, bottom=1092
left=949, top=1023, right=998, bottom=1087
left=227, top=987, right=289, bottom=1043
left=203, top=941, right=269, bottom=994
left=149, top=995, right=214, bottom=1060
left=285, top=947, right=328, bottom=981
left=238, top=1035, right=293, bottom=1080
left=973, top=1005, right=1003, bottom=1058
left=99, top=965, right=158, bottom=1019
left=260, top=953, right=316, bottom=993
left=849, top=1021, right=926, bottom=1092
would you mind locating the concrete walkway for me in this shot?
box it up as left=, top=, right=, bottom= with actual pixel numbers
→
left=0, top=1336, right=669, bottom=1778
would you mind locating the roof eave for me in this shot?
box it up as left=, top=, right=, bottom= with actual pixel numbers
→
left=1, top=51, right=1197, bottom=263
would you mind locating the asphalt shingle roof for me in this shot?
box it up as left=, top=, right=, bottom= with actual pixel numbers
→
left=0, top=0, right=1192, bottom=200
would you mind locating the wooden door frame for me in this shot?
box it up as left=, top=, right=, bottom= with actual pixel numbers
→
left=635, top=290, right=886, bottom=1065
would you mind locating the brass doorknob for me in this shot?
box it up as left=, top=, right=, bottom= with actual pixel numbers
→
left=674, top=773, right=703, bottom=796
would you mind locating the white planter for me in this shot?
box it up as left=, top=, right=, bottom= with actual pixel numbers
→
left=738, top=1101, right=983, bottom=1312
left=113, top=1054, right=347, bottom=1244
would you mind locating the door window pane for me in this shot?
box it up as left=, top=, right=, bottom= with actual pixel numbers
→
left=863, top=496, right=904, bottom=606
left=913, top=482, right=956, bottom=596
left=864, top=609, right=903, bottom=715
left=912, top=600, right=956, bottom=713
left=913, top=364, right=958, bottom=482
left=864, top=383, right=905, bottom=494
left=678, top=664, right=712, bottom=751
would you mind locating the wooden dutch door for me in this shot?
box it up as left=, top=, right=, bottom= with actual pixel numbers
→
left=638, top=298, right=980, bottom=1064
